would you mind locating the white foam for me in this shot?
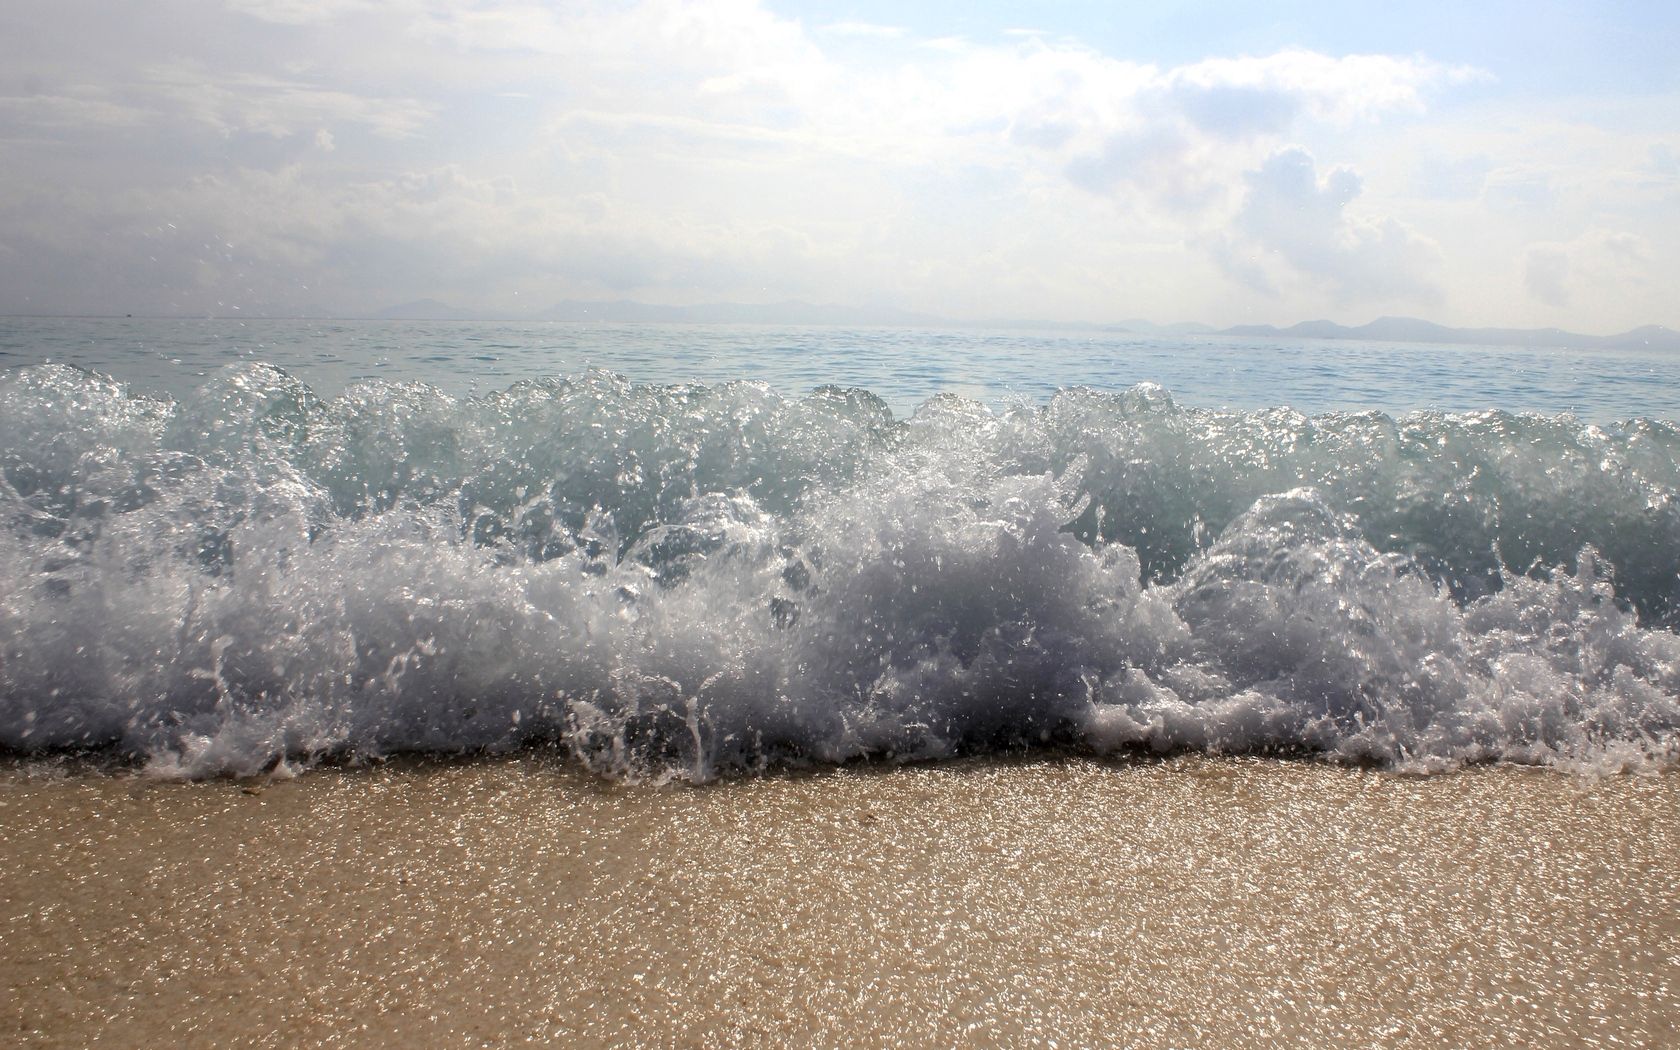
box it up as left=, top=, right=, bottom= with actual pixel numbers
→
left=2, top=363, right=1677, bottom=778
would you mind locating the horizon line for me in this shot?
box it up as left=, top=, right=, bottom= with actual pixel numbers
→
left=1, top=307, right=1674, bottom=342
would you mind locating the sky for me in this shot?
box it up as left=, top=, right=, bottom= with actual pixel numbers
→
left=1, top=1, right=1676, bottom=331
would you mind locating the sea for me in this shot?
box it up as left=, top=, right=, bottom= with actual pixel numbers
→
left=3, top=315, right=1679, bottom=779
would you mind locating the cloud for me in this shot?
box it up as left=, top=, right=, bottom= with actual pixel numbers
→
left=1063, top=125, right=1203, bottom=204
left=1523, top=230, right=1652, bottom=311
left=1169, top=82, right=1301, bottom=140
left=1217, top=147, right=1442, bottom=304
left=140, top=64, right=434, bottom=139
left=1163, top=50, right=1477, bottom=126
left=821, top=22, right=906, bottom=40
left=0, top=90, right=150, bottom=130
left=0, top=152, right=873, bottom=318
left=222, top=0, right=397, bottom=24
left=1601, top=231, right=1651, bottom=266
left=1412, top=153, right=1493, bottom=200
left=13, top=0, right=1667, bottom=331
left=1483, top=168, right=1554, bottom=211
left=998, top=47, right=1472, bottom=214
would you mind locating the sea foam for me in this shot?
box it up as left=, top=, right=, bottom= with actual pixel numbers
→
left=2, top=363, right=1677, bottom=777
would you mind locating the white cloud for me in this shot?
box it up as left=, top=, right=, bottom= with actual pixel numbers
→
left=1217, top=147, right=1442, bottom=304
left=1412, top=152, right=1493, bottom=200
left=1, top=0, right=1671, bottom=330
left=821, top=21, right=906, bottom=39
left=987, top=46, right=1471, bottom=219
left=1164, top=50, right=1484, bottom=125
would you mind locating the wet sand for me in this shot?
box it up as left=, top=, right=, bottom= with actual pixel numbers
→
left=2, top=755, right=1676, bottom=1048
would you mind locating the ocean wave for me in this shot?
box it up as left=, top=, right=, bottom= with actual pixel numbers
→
left=3, top=362, right=1678, bottom=778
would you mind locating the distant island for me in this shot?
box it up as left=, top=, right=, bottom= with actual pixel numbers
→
left=369, top=299, right=1678, bottom=351
left=1219, top=316, right=1680, bottom=353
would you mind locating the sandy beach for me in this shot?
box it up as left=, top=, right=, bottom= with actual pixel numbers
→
left=2, top=755, right=1675, bottom=1048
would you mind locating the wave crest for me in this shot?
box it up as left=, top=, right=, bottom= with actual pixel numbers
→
left=3, top=364, right=1677, bottom=777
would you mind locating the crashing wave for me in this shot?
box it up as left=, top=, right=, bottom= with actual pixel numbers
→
left=2, top=362, right=1677, bottom=778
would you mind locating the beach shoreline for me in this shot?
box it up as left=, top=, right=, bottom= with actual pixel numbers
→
left=4, top=754, right=1676, bottom=1048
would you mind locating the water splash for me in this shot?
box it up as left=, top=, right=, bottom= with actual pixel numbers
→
left=3, top=363, right=1677, bottom=778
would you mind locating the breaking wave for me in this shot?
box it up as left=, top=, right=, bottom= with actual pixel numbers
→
left=3, top=362, right=1678, bottom=778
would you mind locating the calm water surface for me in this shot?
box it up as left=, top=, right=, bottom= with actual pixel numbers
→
left=2, top=316, right=1675, bottom=421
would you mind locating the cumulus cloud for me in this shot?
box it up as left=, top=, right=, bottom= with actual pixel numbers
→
left=1164, top=50, right=1476, bottom=126
left=12, top=0, right=1664, bottom=329
left=1216, top=147, right=1442, bottom=304
left=1001, top=48, right=1464, bottom=188
left=1000, top=47, right=1468, bottom=205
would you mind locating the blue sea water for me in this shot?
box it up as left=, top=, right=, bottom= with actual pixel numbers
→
left=4, top=315, right=1678, bottom=419
left=2, top=316, right=1679, bottom=777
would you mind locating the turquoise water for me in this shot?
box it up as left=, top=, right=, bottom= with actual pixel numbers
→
left=3, top=315, right=1679, bottom=777
left=2, top=316, right=1675, bottom=420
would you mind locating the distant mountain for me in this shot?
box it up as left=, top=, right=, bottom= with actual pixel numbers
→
left=1221, top=316, right=1680, bottom=352
left=362, top=300, right=1678, bottom=351
left=1602, top=325, right=1680, bottom=351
